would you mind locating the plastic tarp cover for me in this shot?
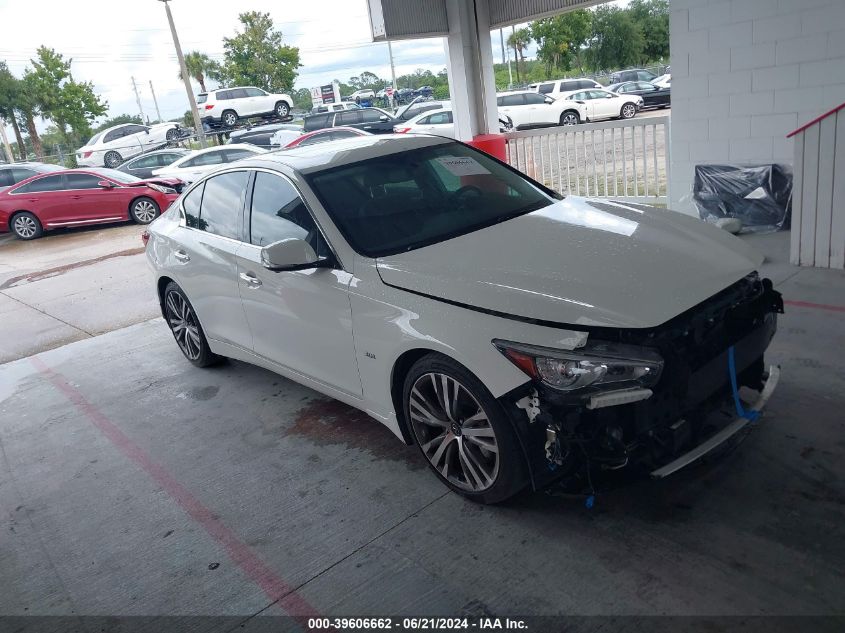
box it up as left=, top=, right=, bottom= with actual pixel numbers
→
left=690, top=164, right=792, bottom=234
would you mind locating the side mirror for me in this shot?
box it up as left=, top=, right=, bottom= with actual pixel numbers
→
left=379, top=115, right=389, bottom=121
left=145, top=129, right=150, bottom=134
left=260, top=237, right=331, bottom=271
left=606, top=94, right=614, bottom=98
left=97, top=180, right=115, bottom=188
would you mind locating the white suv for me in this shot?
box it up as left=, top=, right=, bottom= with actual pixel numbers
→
left=198, top=87, right=293, bottom=129
left=530, top=78, right=602, bottom=100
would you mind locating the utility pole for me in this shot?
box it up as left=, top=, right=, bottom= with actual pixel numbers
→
left=131, top=76, right=147, bottom=123
left=499, top=28, right=506, bottom=65
left=387, top=40, right=397, bottom=91
left=0, top=123, right=14, bottom=163
left=159, top=0, right=206, bottom=147
left=149, top=81, right=163, bottom=122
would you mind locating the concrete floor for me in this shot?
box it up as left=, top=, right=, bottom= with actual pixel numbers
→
left=1, top=227, right=844, bottom=625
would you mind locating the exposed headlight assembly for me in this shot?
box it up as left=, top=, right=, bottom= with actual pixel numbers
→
left=147, top=183, right=177, bottom=194
left=493, top=339, right=663, bottom=393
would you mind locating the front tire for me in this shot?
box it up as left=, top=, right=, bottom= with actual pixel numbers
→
left=275, top=101, right=290, bottom=118
left=222, top=110, right=238, bottom=128
left=104, top=151, right=123, bottom=168
left=165, top=128, right=179, bottom=142
left=129, top=197, right=160, bottom=224
left=163, top=282, right=222, bottom=367
left=403, top=353, right=527, bottom=504
left=620, top=103, right=637, bottom=119
left=11, top=212, right=43, bottom=240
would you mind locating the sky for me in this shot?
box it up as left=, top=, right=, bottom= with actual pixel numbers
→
left=0, top=0, right=625, bottom=143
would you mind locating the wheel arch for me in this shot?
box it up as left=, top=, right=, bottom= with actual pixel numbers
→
left=7, top=210, right=34, bottom=231
left=156, top=275, right=175, bottom=317
left=389, top=347, right=432, bottom=445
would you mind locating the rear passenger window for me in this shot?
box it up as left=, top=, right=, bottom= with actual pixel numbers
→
left=538, top=83, right=554, bottom=94
left=198, top=171, right=249, bottom=239
left=337, top=111, right=362, bottom=125
left=14, top=174, right=64, bottom=193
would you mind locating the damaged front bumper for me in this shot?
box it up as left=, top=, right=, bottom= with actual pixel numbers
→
left=500, top=273, right=784, bottom=491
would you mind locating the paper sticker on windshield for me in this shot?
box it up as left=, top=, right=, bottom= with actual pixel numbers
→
left=435, top=156, right=490, bottom=176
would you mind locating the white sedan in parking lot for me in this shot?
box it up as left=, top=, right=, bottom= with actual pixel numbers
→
left=76, top=122, right=184, bottom=168
left=564, top=89, right=644, bottom=121
left=146, top=134, right=781, bottom=503
left=151, top=144, right=265, bottom=184
left=393, top=107, right=513, bottom=137
left=496, top=90, right=588, bottom=128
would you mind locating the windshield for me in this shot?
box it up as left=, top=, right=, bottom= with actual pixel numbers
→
left=89, top=168, right=142, bottom=183
left=307, top=142, right=555, bottom=257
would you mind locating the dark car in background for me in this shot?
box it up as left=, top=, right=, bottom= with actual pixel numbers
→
left=228, top=123, right=303, bottom=149
left=607, top=81, right=671, bottom=109
left=609, top=68, right=659, bottom=84
left=116, top=149, right=189, bottom=180
left=0, top=162, right=64, bottom=188
left=303, top=107, right=398, bottom=134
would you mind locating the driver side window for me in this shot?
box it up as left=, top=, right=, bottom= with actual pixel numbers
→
left=250, top=172, right=326, bottom=256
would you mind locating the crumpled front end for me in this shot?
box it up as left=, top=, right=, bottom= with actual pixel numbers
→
left=498, top=273, right=784, bottom=491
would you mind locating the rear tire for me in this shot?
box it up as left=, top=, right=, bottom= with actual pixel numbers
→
left=163, top=282, right=223, bottom=368
left=10, top=211, right=43, bottom=240
left=129, top=197, right=160, bottom=224
left=275, top=101, right=290, bottom=118
left=560, top=111, right=580, bottom=126
left=403, top=352, right=527, bottom=504
left=222, top=110, right=238, bottom=128
left=104, top=151, right=123, bottom=168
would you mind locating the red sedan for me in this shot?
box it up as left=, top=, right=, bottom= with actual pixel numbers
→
left=0, top=168, right=182, bottom=240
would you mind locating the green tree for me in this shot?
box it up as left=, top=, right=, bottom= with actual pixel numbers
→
left=507, top=28, right=531, bottom=82
left=179, top=51, right=220, bottom=92
left=628, top=0, right=669, bottom=63
left=584, top=6, right=644, bottom=72
left=221, top=12, right=301, bottom=93
left=292, top=88, right=312, bottom=111
left=25, top=47, right=107, bottom=148
left=0, top=61, right=26, bottom=159
left=530, top=10, right=592, bottom=75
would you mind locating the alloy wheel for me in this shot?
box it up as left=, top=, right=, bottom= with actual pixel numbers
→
left=165, top=128, right=179, bottom=142
left=133, top=200, right=157, bottom=223
left=105, top=152, right=122, bottom=168
left=13, top=215, right=37, bottom=239
left=409, top=372, right=500, bottom=492
left=276, top=102, right=289, bottom=117
left=622, top=104, right=636, bottom=119
left=165, top=290, right=202, bottom=361
left=223, top=113, right=237, bottom=127
left=562, top=113, right=578, bottom=126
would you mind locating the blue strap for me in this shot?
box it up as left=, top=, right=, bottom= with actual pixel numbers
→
left=728, top=345, right=759, bottom=422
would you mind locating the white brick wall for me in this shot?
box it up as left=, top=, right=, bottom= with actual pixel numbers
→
left=670, top=0, right=845, bottom=212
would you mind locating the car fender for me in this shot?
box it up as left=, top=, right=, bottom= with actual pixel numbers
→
left=348, top=256, right=588, bottom=438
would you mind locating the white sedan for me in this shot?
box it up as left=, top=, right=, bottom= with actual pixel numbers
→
left=393, top=107, right=513, bottom=138
left=146, top=134, right=782, bottom=503
left=564, top=89, right=644, bottom=121
left=151, top=144, right=265, bottom=184
left=496, top=90, right=588, bottom=129
left=76, top=122, right=183, bottom=168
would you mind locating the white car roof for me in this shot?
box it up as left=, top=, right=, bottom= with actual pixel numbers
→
left=250, top=134, right=453, bottom=175
left=171, top=143, right=264, bottom=166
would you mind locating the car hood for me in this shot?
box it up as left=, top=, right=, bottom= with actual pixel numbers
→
left=375, top=197, right=764, bottom=329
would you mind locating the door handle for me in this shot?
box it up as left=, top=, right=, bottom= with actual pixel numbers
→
left=174, top=250, right=190, bottom=263
left=70, top=195, right=83, bottom=200
left=239, top=272, right=262, bottom=288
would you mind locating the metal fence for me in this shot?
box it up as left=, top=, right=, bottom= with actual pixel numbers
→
left=503, top=115, right=671, bottom=204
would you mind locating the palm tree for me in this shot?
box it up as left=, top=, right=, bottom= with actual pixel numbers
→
left=179, top=52, right=219, bottom=92
left=507, top=28, right=531, bottom=83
